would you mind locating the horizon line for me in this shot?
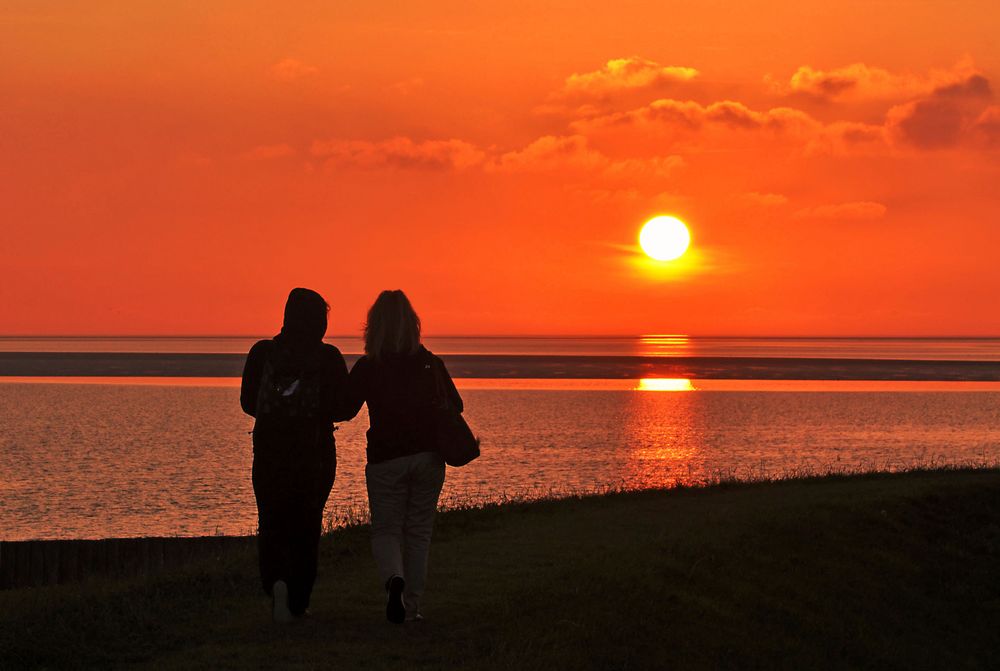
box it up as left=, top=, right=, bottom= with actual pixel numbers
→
left=3, top=334, right=1000, bottom=340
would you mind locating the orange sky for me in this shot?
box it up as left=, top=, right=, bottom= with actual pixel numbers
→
left=2, top=1, right=999, bottom=336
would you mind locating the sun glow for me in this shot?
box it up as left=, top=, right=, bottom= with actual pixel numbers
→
left=635, top=378, right=695, bottom=392
left=639, top=216, right=690, bottom=261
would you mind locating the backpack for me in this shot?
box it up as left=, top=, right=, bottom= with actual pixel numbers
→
left=255, top=341, right=326, bottom=420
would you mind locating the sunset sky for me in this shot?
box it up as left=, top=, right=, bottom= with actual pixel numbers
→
left=3, top=1, right=998, bottom=336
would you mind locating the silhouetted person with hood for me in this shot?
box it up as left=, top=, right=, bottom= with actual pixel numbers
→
left=240, top=288, right=348, bottom=622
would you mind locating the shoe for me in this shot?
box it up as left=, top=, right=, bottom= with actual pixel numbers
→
left=272, top=580, right=293, bottom=623
left=404, top=595, right=423, bottom=622
left=385, top=575, right=406, bottom=624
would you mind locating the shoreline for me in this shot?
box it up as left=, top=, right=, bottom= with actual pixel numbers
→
left=2, top=352, right=1000, bottom=380
left=3, top=466, right=996, bottom=590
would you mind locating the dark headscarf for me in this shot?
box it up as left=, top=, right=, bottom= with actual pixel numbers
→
left=278, top=288, right=328, bottom=347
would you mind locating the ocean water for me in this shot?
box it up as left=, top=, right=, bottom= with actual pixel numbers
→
left=3, top=335, right=1000, bottom=360
left=1, top=378, right=999, bottom=541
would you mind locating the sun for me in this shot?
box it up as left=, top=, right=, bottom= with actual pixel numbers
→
left=639, top=216, right=690, bottom=261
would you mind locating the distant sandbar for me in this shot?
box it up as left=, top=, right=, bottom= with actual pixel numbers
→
left=1, top=352, right=999, bottom=381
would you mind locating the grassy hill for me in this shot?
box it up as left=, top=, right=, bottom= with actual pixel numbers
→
left=2, top=468, right=999, bottom=669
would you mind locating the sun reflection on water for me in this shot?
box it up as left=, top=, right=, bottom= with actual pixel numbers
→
left=621, top=384, right=705, bottom=490
left=635, top=377, right=695, bottom=392
left=637, top=334, right=691, bottom=357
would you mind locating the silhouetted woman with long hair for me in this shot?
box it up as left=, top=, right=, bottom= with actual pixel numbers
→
left=341, top=290, right=463, bottom=623
left=240, top=288, right=348, bottom=622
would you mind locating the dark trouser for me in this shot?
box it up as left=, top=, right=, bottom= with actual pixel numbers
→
left=252, top=424, right=336, bottom=615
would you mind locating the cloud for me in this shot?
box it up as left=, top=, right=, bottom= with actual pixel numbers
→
left=270, top=58, right=319, bottom=81
left=829, top=122, right=886, bottom=144
left=886, top=74, right=993, bottom=149
left=788, top=64, right=876, bottom=99
left=779, top=59, right=984, bottom=102
left=574, top=98, right=819, bottom=136
left=489, top=135, right=607, bottom=173
left=570, top=77, right=994, bottom=156
left=794, top=201, right=887, bottom=220
left=536, top=58, right=699, bottom=118
left=489, top=135, right=683, bottom=186
left=310, top=137, right=485, bottom=170
left=560, top=57, right=698, bottom=98
left=601, top=155, right=685, bottom=182
left=804, top=121, right=888, bottom=156
left=973, top=105, right=1000, bottom=146
left=598, top=98, right=702, bottom=128
left=299, top=61, right=995, bottom=185
left=561, top=63, right=995, bottom=157
left=741, top=192, right=789, bottom=207
left=785, top=63, right=917, bottom=101
left=239, top=143, right=295, bottom=161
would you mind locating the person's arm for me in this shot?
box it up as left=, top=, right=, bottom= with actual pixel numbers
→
left=335, top=356, right=369, bottom=421
left=240, top=340, right=271, bottom=417
left=437, top=356, right=464, bottom=413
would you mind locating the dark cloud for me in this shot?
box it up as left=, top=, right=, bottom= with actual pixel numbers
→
left=887, top=74, right=993, bottom=149
left=973, top=106, right=1000, bottom=147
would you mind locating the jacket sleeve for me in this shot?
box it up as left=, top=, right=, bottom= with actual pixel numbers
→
left=325, top=346, right=351, bottom=422
left=437, top=356, right=464, bottom=413
left=240, top=340, right=271, bottom=417
left=336, top=356, right=369, bottom=421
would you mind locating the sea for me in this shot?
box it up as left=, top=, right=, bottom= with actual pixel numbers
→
left=1, top=336, right=999, bottom=541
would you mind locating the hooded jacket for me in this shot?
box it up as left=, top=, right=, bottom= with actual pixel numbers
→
left=240, top=289, right=349, bottom=431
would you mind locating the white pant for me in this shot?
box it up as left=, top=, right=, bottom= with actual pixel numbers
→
left=365, top=451, right=446, bottom=614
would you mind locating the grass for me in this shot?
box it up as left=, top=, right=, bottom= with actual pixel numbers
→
left=2, top=468, right=999, bottom=670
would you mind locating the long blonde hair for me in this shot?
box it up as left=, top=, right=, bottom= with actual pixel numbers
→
left=364, top=290, right=421, bottom=360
